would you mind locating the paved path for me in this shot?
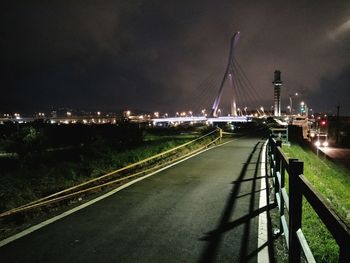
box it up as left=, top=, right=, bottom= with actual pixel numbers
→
left=0, top=137, right=268, bottom=263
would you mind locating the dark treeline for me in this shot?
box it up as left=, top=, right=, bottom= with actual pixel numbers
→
left=327, top=116, right=350, bottom=147
left=0, top=122, right=213, bottom=165
left=0, top=122, right=143, bottom=149
left=0, top=123, right=205, bottom=213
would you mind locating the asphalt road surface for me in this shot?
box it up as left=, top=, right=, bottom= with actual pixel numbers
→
left=1, top=137, right=267, bottom=263
left=318, top=146, right=350, bottom=170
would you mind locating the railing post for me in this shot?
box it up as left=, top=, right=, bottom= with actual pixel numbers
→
left=280, top=161, right=285, bottom=233
left=268, top=136, right=273, bottom=168
left=218, top=128, right=223, bottom=143
left=268, top=135, right=273, bottom=156
left=288, top=159, right=304, bottom=263
left=274, top=140, right=282, bottom=205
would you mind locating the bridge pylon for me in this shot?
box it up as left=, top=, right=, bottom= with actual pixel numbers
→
left=211, top=32, right=240, bottom=117
left=228, top=73, right=238, bottom=117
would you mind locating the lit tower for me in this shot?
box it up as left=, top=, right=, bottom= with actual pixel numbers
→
left=273, top=70, right=283, bottom=116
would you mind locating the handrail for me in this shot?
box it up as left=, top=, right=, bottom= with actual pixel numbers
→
left=299, top=175, right=350, bottom=244
left=268, top=136, right=350, bottom=263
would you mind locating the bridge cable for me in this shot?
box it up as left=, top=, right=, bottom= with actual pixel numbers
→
left=233, top=58, right=263, bottom=103
left=232, top=60, right=261, bottom=109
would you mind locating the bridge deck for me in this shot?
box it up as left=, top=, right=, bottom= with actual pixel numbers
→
left=0, top=137, right=269, bottom=263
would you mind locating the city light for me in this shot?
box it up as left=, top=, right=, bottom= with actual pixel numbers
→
left=14, top=113, right=21, bottom=119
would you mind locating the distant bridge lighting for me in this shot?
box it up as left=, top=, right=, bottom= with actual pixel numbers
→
left=152, top=116, right=252, bottom=126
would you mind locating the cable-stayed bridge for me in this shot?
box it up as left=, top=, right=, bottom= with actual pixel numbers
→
left=152, top=32, right=264, bottom=126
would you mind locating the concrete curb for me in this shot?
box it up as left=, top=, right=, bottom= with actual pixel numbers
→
left=258, top=140, right=270, bottom=263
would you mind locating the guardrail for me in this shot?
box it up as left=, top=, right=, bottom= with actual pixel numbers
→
left=268, top=137, right=350, bottom=263
left=0, top=129, right=223, bottom=219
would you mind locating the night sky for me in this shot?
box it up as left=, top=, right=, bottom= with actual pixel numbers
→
left=1, top=1, right=350, bottom=115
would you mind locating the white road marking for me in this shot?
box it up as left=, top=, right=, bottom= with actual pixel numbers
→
left=0, top=138, right=236, bottom=248
left=258, top=140, right=270, bottom=263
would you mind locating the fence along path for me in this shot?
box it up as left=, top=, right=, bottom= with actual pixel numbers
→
left=268, top=137, right=350, bottom=263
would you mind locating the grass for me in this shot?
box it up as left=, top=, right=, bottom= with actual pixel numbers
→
left=0, top=133, right=209, bottom=214
left=281, top=143, right=350, bottom=262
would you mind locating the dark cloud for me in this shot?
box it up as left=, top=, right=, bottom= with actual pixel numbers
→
left=1, top=0, right=350, bottom=114
left=310, top=65, right=350, bottom=114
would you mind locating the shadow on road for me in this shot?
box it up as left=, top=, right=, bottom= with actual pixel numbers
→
left=198, top=141, right=276, bottom=263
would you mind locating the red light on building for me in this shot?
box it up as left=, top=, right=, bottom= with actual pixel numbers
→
left=321, top=120, right=326, bottom=125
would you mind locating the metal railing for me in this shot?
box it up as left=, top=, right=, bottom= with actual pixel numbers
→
left=268, top=137, right=350, bottom=263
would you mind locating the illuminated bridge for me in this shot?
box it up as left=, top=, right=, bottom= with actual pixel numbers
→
left=152, top=31, right=264, bottom=126
left=152, top=116, right=252, bottom=126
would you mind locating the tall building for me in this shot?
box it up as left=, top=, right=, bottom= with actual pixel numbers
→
left=273, top=70, right=283, bottom=116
